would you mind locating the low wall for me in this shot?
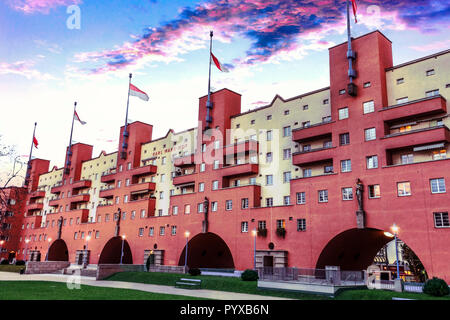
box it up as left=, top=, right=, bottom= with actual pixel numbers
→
left=96, top=264, right=145, bottom=280
left=25, top=261, right=70, bottom=274
left=148, top=265, right=187, bottom=274
left=258, top=280, right=353, bottom=296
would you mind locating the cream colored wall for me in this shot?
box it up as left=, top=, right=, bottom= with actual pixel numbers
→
left=230, top=89, right=331, bottom=206
left=386, top=51, right=450, bottom=106
left=37, top=167, right=63, bottom=226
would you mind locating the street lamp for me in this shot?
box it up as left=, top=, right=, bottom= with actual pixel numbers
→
left=120, top=235, right=126, bottom=264
left=45, top=238, right=52, bottom=261
left=252, top=229, right=257, bottom=270
left=184, top=231, right=190, bottom=272
left=24, top=239, right=30, bottom=262
left=391, top=224, right=400, bottom=280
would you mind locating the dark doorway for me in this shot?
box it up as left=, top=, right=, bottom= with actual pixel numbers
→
left=178, top=232, right=234, bottom=269
left=98, top=237, right=133, bottom=264
left=263, top=256, right=273, bottom=267
left=47, top=239, right=69, bottom=261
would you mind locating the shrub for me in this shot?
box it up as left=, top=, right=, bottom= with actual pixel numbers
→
left=188, top=268, right=201, bottom=276
left=15, top=260, right=26, bottom=266
left=0, top=260, right=9, bottom=265
left=241, top=269, right=259, bottom=281
left=423, top=277, right=450, bottom=297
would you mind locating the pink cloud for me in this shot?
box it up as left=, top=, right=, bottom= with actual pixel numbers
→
left=8, top=0, right=81, bottom=14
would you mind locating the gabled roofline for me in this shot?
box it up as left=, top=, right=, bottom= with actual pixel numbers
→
left=386, top=49, right=450, bottom=71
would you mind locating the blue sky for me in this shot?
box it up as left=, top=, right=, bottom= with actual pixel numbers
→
left=0, top=0, right=449, bottom=185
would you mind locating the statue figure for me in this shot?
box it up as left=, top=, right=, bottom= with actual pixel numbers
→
left=114, top=208, right=121, bottom=237
left=203, top=197, right=209, bottom=233
left=356, top=178, right=364, bottom=211
left=57, top=216, right=63, bottom=239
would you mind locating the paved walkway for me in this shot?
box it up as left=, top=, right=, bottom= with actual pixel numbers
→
left=0, top=272, right=292, bottom=300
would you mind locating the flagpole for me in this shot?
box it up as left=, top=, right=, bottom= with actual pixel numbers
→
left=205, top=30, right=213, bottom=130
left=65, top=102, right=77, bottom=175
left=24, top=122, right=37, bottom=187
left=122, top=73, right=132, bottom=159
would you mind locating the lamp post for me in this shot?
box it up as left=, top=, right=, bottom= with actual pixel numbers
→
left=252, top=229, right=257, bottom=270
left=391, top=224, right=400, bottom=280
left=184, top=231, right=190, bottom=272
left=120, top=235, right=125, bottom=264
left=24, top=239, right=30, bottom=262
left=45, top=238, right=52, bottom=261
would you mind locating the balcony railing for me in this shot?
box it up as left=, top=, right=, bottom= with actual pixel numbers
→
left=382, top=125, right=450, bottom=150
left=173, top=172, right=196, bottom=186
left=69, top=193, right=90, bottom=204
left=292, top=121, right=333, bottom=142
left=220, top=163, right=258, bottom=178
left=29, top=190, right=45, bottom=199
left=224, top=140, right=259, bottom=156
left=71, top=179, right=92, bottom=190
left=380, top=95, right=447, bottom=122
left=292, top=146, right=335, bottom=166
left=173, top=153, right=195, bottom=167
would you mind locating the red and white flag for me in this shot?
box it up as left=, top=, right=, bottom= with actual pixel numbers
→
left=211, top=52, right=230, bottom=73
left=351, top=0, right=358, bottom=23
left=130, top=83, right=149, bottom=101
left=33, top=136, right=38, bottom=149
left=74, top=110, right=86, bottom=125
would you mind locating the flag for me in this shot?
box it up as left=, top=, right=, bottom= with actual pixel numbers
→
left=129, top=83, right=149, bottom=101
left=211, top=52, right=230, bottom=72
left=351, top=0, right=358, bottom=23
left=74, top=110, right=86, bottom=125
left=33, top=136, right=38, bottom=149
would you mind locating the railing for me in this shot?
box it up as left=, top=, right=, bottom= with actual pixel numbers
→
left=256, top=267, right=365, bottom=286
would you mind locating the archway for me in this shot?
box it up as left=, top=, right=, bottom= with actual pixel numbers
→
left=98, top=236, right=133, bottom=264
left=315, top=228, right=427, bottom=279
left=47, top=239, right=69, bottom=261
left=178, top=232, right=235, bottom=269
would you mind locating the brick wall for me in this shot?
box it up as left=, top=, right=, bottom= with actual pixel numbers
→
left=25, top=261, right=70, bottom=274
left=96, top=264, right=145, bottom=280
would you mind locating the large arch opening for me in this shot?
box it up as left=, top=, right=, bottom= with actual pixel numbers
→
left=47, top=239, right=69, bottom=261
left=98, top=236, right=133, bottom=264
left=178, top=232, right=235, bottom=269
left=315, top=228, right=427, bottom=281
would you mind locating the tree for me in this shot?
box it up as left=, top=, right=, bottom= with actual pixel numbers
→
left=401, top=243, right=428, bottom=282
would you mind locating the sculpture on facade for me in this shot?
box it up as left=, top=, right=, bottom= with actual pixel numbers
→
left=355, top=178, right=365, bottom=229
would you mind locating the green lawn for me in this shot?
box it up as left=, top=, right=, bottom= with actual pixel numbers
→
left=0, top=265, right=26, bottom=273
left=0, top=281, right=207, bottom=300
left=106, top=271, right=450, bottom=300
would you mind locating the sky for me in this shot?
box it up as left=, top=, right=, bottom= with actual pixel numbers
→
left=0, top=0, right=449, bottom=186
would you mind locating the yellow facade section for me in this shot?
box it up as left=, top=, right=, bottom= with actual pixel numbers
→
left=37, top=167, right=63, bottom=226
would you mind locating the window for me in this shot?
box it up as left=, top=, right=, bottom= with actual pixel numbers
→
left=318, top=190, right=328, bottom=203
left=341, top=159, right=352, bottom=172
left=324, top=165, right=333, bottom=173
left=339, top=89, right=346, bottom=95
left=214, top=140, right=220, bottom=150
left=399, top=125, right=412, bottom=133
left=283, top=126, right=291, bottom=137
left=138, top=228, right=144, bottom=237
left=266, top=198, right=273, bottom=207
left=303, top=169, right=311, bottom=177
left=234, top=179, right=241, bottom=187
left=241, top=221, right=249, bottom=233
left=297, top=219, right=306, bottom=231
left=433, top=149, right=447, bottom=160
left=159, top=191, right=164, bottom=200
left=171, top=226, right=177, bottom=235
left=250, top=134, right=257, bottom=141
left=323, top=140, right=332, bottom=148
left=213, top=160, right=220, bottom=169
left=342, top=187, right=353, bottom=200
left=396, top=78, right=404, bottom=85
left=197, top=203, right=204, bottom=213
left=426, top=69, right=435, bottom=76
left=117, top=180, right=122, bottom=188
left=397, top=182, right=411, bottom=196
left=283, top=196, right=290, bottom=205
left=339, top=107, right=349, bottom=120
left=131, top=211, right=136, bottom=220
left=276, top=219, right=286, bottom=229
left=369, top=185, right=381, bottom=198
left=363, top=82, right=371, bottom=88
left=124, top=195, right=128, bottom=203
left=74, top=232, right=78, bottom=240
left=434, top=212, right=449, bottom=228
left=366, top=155, right=378, bottom=169
left=302, top=121, right=310, bottom=128
left=199, top=182, right=205, bottom=192
left=303, top=105, right=309, bottom=110
left=200, top=163, right=206, bottom=172
left=266, top=130, right=272, bottom=141
left=283, top=149, right=291, bottom=160
left=160, top=227, right=165, bottom=236
left=401, top=154, right=414, bottom=164
left=115, top=196, right=120, bottom=204
left=184, top=204, right=191, bottom=214
left=95, top=231, right=100, bottom=239
left=140, top=209, right=146, bottom=218
left=201, top=144, right=206, bottom=152
left=226, top=200, right=233, bottom=211
left=396, top=97, right=409, bottom=104
left=170, top=189, right=175, bottom=196
left=303, top=144, right=311, bottom=152
left=322, top=116, right=332, bottom=123
left=365, top=128, right=376, bottom=141
left=296, top=192, right=306, bottom=204
left=241, top=198, right=249, bottom=209
left=340, top=133, right=350, bottom=145
left=160, top=174, right=165, bottom=182
left=212, top=180, right=219, bottom=190
left=211, top=201, right=218, bottom=212
left=251, top=120, right=255, bottom=125
left=258, top=220, right=266, bottom=230
left=267, top=115, right=272, bottom=120
left=172, top=206, right=178, bottom=215
left=283, top=171, right=291, bottom=183
left=266, top=175, right=273, bottom=185
left=266, top=152, right=273, bottom=163
left=323, top=99, right=329, bottom=105
left=430, top=178, right=446, bottom=194
left=363, top=100, right=375, bottom=114
left=426, top=89, right=439, bottom=97
left=149, top=227, right=154, bottom=236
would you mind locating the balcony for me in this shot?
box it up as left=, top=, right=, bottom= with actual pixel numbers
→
left=69, top=193, right=90, bottom=204
left=67, top=209, right=90, bottom=224
left=29, top=190, right=45, bottom=200
left=382, top=125, right=450, bottom=150
left=173, top=153, right=195, bottom=167
left=128, top=197, right=156, bottom=217
left=128, top=182, right=156, bottom=195
left=99, top=187, right=115, bottom=199
left=224, top=140, right=259, bottom=156
left=101, top=169, right=117, bottom=183
left=292, top=121, right=334, bottom=142
left=220, top=163, right=259, bottom=178
left=24, top=215, right=42, bottom=228
left=27, top=202, right=43, bottom=211
left=72, top=179, right=92, bottom=190
left=50, top=182, right=64, bottom=194
left=173, top=172, right=196, bottom=186
left=292, top=147, right=336, bottom=166
left=48, top=198, right=60, bottom=207
left=380, top=96, right=447, bottom=123
left=131, top=164, right=157, bottom=178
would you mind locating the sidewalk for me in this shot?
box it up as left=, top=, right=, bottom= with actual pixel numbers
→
left=0, top=272, right=292, bottom=300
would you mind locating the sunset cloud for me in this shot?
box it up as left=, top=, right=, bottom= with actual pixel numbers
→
left=7, top=0, right=81, bottom=14
left=0, top=60, right=56, bottom=80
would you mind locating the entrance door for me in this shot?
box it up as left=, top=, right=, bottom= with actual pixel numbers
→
left=77, top=252, right=83, bottom=265
left=263, top=256, right=274, bottom=274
